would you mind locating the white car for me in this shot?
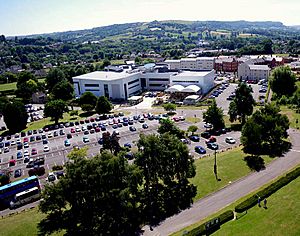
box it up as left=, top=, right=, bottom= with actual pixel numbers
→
left=178, top=116, right=185, bottom=121
left=75, top=126, right=81, bottom=132
left=225, top=137, right=236, bottom=144
left=204, top=123, right=213, bottom=129
left=109, top=120, right=114, bottom=125
left=81, top=126, right=87, bottom=131
left=48, top=172, right=56, bottom=182
left=47, top=132, right=53, bottom=138
left=83, top=136, right=89, bottom=143
left=24, top=149, right=29, bottom=157
left=23, top=142, right=29, bottom=148
left=10, top=140, right=16, bottom=146
left=43, top=145, right=50, bottom=152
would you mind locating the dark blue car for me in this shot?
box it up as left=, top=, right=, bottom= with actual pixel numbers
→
left=195, top=146, right=206, bottom=154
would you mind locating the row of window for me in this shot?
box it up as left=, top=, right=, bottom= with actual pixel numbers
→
left=172, top=80, right=199, bottom=83
left=128, top=78, right=140, bottom=85
left=148, top=78, right=169, bottom=82
left=128, top=83, right=140, bottom=90
left=84, top=84, right=99, bottom=87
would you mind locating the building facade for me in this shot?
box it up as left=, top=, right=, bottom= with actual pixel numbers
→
left=73, top=66, right=215, bottom=100
left=165, top=57, right=214, bottom=71
left=238, top=63, right=270, bottom=81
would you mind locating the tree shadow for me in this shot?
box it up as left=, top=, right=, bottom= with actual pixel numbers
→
left=79, top=111, right=96, bottom=118
left=261, top=141, right=292, bottom=158
left=244, top=155, right=266, bottom=172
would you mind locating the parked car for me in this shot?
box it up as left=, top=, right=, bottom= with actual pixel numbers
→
left=124, top=143, right=132, bottom=148
left=14, top=169, right=22, bottom=178
left=201, top=131, right=211, bottom=139
left=83, top=136, right=89, bottom=143
left=189, top=135, right=200, bottom=142
left=64, top=139, right=71, bottom=146
left=225, top=137, right=236, bottom=144
left=205, top=136, right=216, bottom=144
left=31, top=148, right=38, bottom=155
left=43, top=145, right=50, bottom=152
left=207, top=142, right=219, bottom=150
left=16, top=151, right=23, bottom=159
left=142, top=123, right=148, bottom=129
left=129, top=126, right=136, bottom=132
left=195, top=146, right=206, bottom=154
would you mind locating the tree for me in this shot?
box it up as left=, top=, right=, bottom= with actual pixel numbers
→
left=0, top=96, right=9, bottom=114
left=79, top=92, right=97, bottom=112
left=44, top=99, right=68, bottom=124
left=163, top=103, right=176, bottom=113
left=291, top=89, right=300, bottom=112
left=203, top=100, right=225, bottom=130
left=187, top=125, right=198, bottom=135
left=3, top=100, right=28, bottom=132
left=269, top=66, right=296, bottom=97
left=46, top=68, right=66, bottom=91
left=38, top=151, right=142, bottom=236
left=228, top=82, right=255, bottom=124
left=135, top=133, right=196, bottom=224
left=134, top=57, right=143, bottom=65
left=51, top=80, right=74, bottom=101
left=69, top=110, right=79, bottom=118
left=241, top=103, right=289, bottom=156
left=15, top=72, right=38, bottom=102
left=101, top=131, right=121, bottom=155
left=158, top=118, right=184, bottom=139
left=95, top=96, right=112, bottom=114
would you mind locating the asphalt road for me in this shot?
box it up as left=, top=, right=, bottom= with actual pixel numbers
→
left=142, top=129, right=300, bottom=236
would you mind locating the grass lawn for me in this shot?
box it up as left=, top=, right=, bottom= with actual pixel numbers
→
left=0, top=82, right=17, bottom=91
left=0, top=79, right=46, bottom=92
left=186, top=117, right=201, bottom=123
left=213, top=176, right=300, bottom=236
left=191, top=147, right=273, bottom=201
left=280, top=106, right=300, bottom=129
left=24, top=112, right=81, bottom=132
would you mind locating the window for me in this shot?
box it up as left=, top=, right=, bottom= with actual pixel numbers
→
left=148, top=78, right=169, bottom=82
left=128, top=83, right=140, bottom=90
left=85, top=89, right=99, bottom=91
left=84, top=84, right=99, bottom=87
left=128, top=79, right=140, bottom=85
left=149, top=83, right=163, bottom=87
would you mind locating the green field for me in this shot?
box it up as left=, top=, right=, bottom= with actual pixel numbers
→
left=0, top=79, right=46, bottom=92
left=0, top=82, right=17, bottom=91
left=191, top=147, right=273, bottom=201
left=280, top=106, right=300, bottom=129
left=0, top=148, right=274, bottom=235
left=213, top=177, right=300, bottom=236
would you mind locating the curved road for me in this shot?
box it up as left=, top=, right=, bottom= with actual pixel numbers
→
left=142, top=129, right=300, bottom=236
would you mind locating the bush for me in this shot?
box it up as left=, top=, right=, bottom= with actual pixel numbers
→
left=235, top=166, right=300, bottom=213
left=186, top=210, right=234, bottom=236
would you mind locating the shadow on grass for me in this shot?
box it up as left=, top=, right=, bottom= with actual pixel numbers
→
left=79, top=111, right=96, bottom=118
left=244, top=155, right=266, bottom=172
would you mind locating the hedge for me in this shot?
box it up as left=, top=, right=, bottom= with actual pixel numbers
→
left=235, top=166, right=300, bottom=213
left=185, top=210, right=234, bottom=236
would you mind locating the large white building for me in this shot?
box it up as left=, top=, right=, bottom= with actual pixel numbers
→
left=238, top=62, right=271, bottom=81
left=73, top=66, right=215, bottom=100
left=165, top=57, right=215, bottom=71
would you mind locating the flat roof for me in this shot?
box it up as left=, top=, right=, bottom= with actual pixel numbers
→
left=174, top=70, right=213, bottom=77
left=249, top=65, right=270, bottom=70
left=73, top=70, right=140, bottom=81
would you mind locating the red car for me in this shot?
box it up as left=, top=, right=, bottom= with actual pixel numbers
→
left=23, top=137, right=29, bottom=143
left=173, top=116, right=180, bottom=122
left=80, top=120, right=85, bottom=124
left=95, top=127, right=100, bottom=132
left=70, top=128, right=75, bottom=133
left=90, top=117, right=95, bottom=122
left=205, top=136, right=216, bottom=144
left=31, top=148, right=38, bottom=155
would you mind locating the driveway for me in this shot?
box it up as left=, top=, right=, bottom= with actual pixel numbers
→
left=142, top=129, right=300, bottom=236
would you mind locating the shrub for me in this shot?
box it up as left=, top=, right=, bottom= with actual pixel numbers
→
left=185, top=210, right=234, bottom=236
left=235, top=166, right=300, bottom=213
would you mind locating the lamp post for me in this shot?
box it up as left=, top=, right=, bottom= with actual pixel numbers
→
left=214, top=150, right=221, bottom=181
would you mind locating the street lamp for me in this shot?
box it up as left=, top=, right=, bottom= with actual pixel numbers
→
left=213, top=150, right=221, bottom=181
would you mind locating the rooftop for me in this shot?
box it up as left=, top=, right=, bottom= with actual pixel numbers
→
left=249, top=65, right=270, bottom=70
left=174, top=70, right=213, bottom=77
left=73, top=70, right=140, bottom=81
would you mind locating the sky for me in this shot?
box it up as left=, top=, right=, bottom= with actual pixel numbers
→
left=0, top=0, right=299, bottom=36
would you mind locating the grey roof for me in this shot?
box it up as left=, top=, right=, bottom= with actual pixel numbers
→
left=248, top=65, right=270, bottom=70
left=73, top=70, right=140, bottom=81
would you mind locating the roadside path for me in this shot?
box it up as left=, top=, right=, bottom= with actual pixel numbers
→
left=142, top=129, right=300, bottom=236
